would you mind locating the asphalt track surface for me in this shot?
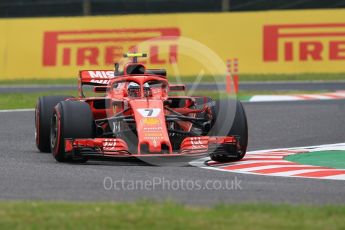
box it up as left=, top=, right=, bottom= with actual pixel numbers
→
left=2, top=81, right=345, bottom=92
left=0, top=100, right=345, bottom=204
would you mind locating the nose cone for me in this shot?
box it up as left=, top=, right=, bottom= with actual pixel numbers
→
left=129, top=99, right=172, bottom=154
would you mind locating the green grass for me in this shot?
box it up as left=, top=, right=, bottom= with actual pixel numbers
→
left=0, top=91, right=77, bottom=110
left=0, top=90, right=327, bottom=110
left=285, top=151, right=345, bottom=169
left=232, top=73, right=345, bottom=82
left=0, top=78, right=78, bottom=85
left=186, top=90, right=325, bottom=101
left=0, top=201, right=344, bottom=230
left=178, top=73, right=345, bottom=82
left=1, top=73, right=345, bottom=85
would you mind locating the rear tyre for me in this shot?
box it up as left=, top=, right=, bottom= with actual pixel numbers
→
left=51, top=101, right=94, bottom=163
left=35, top=96, right=72, bottom=152
left=210, top=100, right=248, bottom=162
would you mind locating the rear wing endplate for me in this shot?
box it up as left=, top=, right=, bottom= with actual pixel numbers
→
left=78, top=70, right=115, bottom=97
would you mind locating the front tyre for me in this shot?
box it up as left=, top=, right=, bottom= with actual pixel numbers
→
left=35, top=96, right=72, bottom=152
left=210, top=100, right=248, bottom=162
left=51, top=101, right=94, bottom=163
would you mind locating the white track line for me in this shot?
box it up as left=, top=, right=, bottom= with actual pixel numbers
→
left=229, top=165, right=297, bottom=172
left=0, top=108, right=34, bottom=113
left=266, top=168, right=345, bottom=177
left=249, top=91, right=345, bottom=102
left=244, top=155, right=283, bottom=159
left=324, top=174, right=345, bottom=180
left=190, top=143, right=345, bottom=181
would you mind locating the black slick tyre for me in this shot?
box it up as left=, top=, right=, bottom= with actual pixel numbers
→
left=51, top=101, right=94, bottom=163
left=210, top=100, right=248, bottom=162
left=35, top=96, right=72, bottom=152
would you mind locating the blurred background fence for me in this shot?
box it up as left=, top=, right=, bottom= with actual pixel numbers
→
left=1, top=0, right=345, bottom=18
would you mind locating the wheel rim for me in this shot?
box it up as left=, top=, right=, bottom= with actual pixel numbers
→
left=35, top=106, right=39, bottom=145
left=50, top=113, right=58, bottom=150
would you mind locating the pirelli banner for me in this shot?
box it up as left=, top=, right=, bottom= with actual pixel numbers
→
left=0, top=9, right=345, bottom=79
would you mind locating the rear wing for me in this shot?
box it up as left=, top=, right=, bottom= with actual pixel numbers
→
left=79, top=68, right=166, bottom=85
left=79, top=70, right=115, bottom=85
left=78, top=69, right=168, bottom=97
left=78, top=70, right=115, bottom=97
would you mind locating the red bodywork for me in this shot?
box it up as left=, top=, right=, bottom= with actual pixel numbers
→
left=63, top=61, right=240, bottom=160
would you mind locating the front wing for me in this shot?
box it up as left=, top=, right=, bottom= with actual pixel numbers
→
left=64, top=136, right=241, bottom=159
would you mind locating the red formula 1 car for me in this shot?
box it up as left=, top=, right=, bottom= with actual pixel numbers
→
left=35, top=53, right=248, bottom=164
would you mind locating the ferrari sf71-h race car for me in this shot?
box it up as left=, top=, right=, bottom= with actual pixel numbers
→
left=35, top=53, right=248, bottom=164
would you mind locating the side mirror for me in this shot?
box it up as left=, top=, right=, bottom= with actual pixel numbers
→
left=169, top=84, right=186, bottom=91
left=94, top=86, right=110, bottom=93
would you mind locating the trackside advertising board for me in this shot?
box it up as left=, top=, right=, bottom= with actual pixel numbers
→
left=0, top=9, right=345, bottom=79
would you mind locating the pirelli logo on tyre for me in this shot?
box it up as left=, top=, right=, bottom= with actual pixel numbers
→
left=42, top=27, right=180, bottom=67
left=263, top=23, right=345, bottom=62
